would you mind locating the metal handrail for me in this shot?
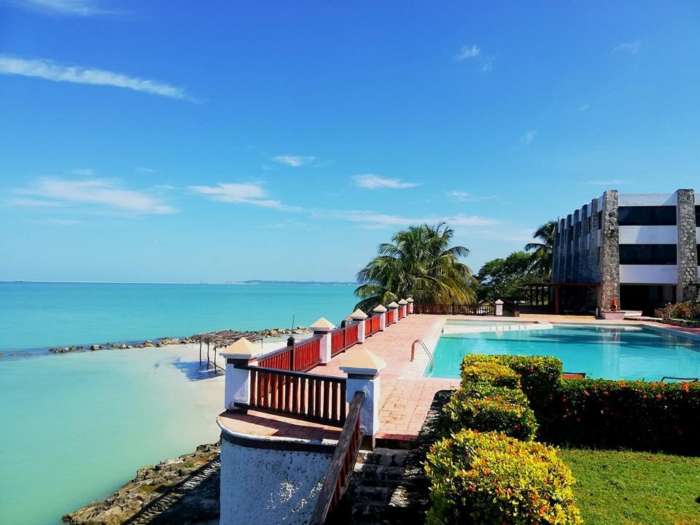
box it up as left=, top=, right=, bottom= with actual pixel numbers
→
left=660, top=376, right=698, bottom=383
left=411, top=339, right=433, bottom=369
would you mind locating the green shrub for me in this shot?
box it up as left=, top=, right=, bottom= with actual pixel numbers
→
left=425, top=430, right=582, bottom=525
left=460, top=360, right=521, bottom=389
left=540, top=378, right=700, bottom=455
left=440, top=386, right=538, bottom=440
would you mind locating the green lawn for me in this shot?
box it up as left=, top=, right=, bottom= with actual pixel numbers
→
left=560, top=449, right=700, bottom=525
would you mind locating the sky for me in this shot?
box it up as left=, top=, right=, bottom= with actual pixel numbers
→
left=1, top=1, right=699, bottom=283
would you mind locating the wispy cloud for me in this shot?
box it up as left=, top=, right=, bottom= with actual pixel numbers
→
left=455, top=44, right=480, bottom=61
left=10, top=0, right=116, bottom=16
left=353, top=174, right=419, bottom=190
left=71, top=168, right=94, bottom=176
left=0, top=55, right=195, bottom=101
left=447, top=191, right=496, bottom=203
left=317, top=209, right=496, bottom=229
left=272, top=155, right=316, bottom=168
left=189, top=182, right=297, bottom=210
left=520, top=129, right=537, bottom=145
left=613, top=40, right=641, bottom=55
left=135, top=166, right=156, bottom=174
left=38, top=217, right=82, bottom=226
left=12, top=177, right=175, bottom=215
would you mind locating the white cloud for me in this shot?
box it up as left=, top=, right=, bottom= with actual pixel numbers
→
left=189, top=182, right=296, bottom=210
left=40, top=218, right=82, bottom=226
left=456, top=45, right=480, bottom=61
left=613, top=41, right=641, bottom=55
left=10, top=0, right=115, bottom=16
left=447, top=191, right=496, bottom=203
left=318, top=209, right=496, bottom=229
left=13, top=177, right=175, bottom=214
left=272, top=155, right=316, bottom=168
left=0, top=55, right=194, bottom=101
left=353, top=174, right=419, bottom=190
left=72, top=168, right=94, bottom=176
left=481, top=60, right=493, bottom=73
left=520, top=129, right=537, bottom=145
left=135, top=166, right=156, bottom=174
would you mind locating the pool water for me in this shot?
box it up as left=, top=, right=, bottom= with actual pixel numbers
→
left=429, top=324, right=700, bottom=381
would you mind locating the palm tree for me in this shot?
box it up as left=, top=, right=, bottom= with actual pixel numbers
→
left=525, top=220, right=557, bottom=278
left=354, top=223, right=476, bottom=311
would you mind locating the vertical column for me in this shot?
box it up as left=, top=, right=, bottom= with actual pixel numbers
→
left=398, top=299, right=408, bottom=319
left=310, top=317, right=335, bottom=364
left=564, top=214, right=573, bottom=282
left=573, top=209, right=581, bottom=282
left=349, top=309, right=368, bottom=343
left=340, top=348, right=385, bottom=448
left=495, top=299, right=504, bottom=317
left=589, top=197, right=601, bottom=284
left=387, top=302, right=399, bottom=324
left=221, top=337, right=260, bottom=411
left=676, top=189, right=698, bottom=302
left=598, top=190, right=620, bottom=313
left=373, top=304, right=387, bottom=330
left=407, top=297, right=414, bottom=314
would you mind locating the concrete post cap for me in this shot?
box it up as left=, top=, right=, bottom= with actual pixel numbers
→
left=398, top=299, right=408, bottom=305
left=349, top=308, right=368, bottom=320
left=372, top=304, right=387, bottom=313
left=340, top=348, right=386, bottom=376
left=406, top=297, right=414, bottom=303
left=495, top=299, right=504, bottom=305
left=387, top=301, right=399, bottom=309
left=220, top=337, right=260, bottom=359
left=310, top=317, right=336, bottom=331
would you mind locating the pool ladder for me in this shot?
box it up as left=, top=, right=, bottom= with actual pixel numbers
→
left=411, top=339, right=434, bottom=370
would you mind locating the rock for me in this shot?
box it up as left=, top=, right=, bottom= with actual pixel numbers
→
left=90, top=345, right=100, bottom=351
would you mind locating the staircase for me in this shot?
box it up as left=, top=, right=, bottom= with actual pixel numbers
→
left=333, top=447, right=429, bottom=524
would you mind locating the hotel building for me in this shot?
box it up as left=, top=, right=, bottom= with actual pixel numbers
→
left=552, top=189, right=699, bottom=314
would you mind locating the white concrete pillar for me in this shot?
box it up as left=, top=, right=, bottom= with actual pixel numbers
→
left=373, top=304, right=387, bottom=331
left=387, top=301, right=399, bottom=325
left=495, top=299, right=504, bottom=317
left=340, top=348, right=385, bottom=441
left=220, top=338, right=260, bottom=411
left=310, top=317, right=335, bottom=364
left=350, top=308, right=368, bottom=343
left=407, top=297, right=414, bottom=314
left=398, top=299, right=408, bottom=319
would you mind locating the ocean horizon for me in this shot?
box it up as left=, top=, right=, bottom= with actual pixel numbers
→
left=0, top=281, right=357, bottom=524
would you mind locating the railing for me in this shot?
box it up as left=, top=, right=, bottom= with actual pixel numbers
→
left=364, top=317, right=373, bottom=337
left=330, top=323, right=360, bottom=357
left=387, top=309, right=396, bottom=325
left=309, top=391, right=365, bottom=525
left=410, top=339, right=434, bottom=370
left=415, top=303, right=497, bottom=316
left=238, top=366, right=347, bottom=426
left=371, top=315, right=380, bottom=334
left=257, top=336, right=322, bottom=373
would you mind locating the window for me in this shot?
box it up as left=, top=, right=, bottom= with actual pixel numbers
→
left=696, top=206, right=700, bottom=225
left=597, top=211, right=602, bottom=229
left=618, top=206, right=676, bottom=226
left=619, top=244, right=677, bottom=265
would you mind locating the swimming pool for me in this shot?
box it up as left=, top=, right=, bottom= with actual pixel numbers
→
left=428, top=324, right=700, bottom=381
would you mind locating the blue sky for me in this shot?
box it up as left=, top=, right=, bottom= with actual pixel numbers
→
left=1, top=1, right=699, bottom=283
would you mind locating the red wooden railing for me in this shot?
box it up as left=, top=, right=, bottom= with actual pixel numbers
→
left=309, top=391, right=365, bottom=524
left=331, top=328, right=346, bottom=356
left=364, top=317, right=373, bottom=337
left=345, top=323, right=359, bottom=347
left=257, top=336, right=322, bottom=373
left=239, top=366, right=347, bottom=426
left=371, top=315, right=380, bottom=334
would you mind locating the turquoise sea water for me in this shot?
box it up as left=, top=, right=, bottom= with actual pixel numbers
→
left=0, top=281, right=356, bottom=351
left=429, top=324, right=700, bottom=380
left=0, top=282, right=356, bottom=524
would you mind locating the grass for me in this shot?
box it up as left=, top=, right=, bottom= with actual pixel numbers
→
left=560, top=448, right=700, bottom=525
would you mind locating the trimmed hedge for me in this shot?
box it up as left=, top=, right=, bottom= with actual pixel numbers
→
left=425, top=430, right=582, bottom=525
left=460, top=360, right=521, bottom=389
left=540, top=378, right=700, bottom=455
left=440, top=386, right=538, bottom=441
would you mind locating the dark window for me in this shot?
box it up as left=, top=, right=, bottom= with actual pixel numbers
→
left=575, top=222, right=581, bottom=237
left=587, top=216, right=591, bottom=231
left=696, top=206, right=700, bottom=224
left=619, top=244, right=677, bottom=265
left=597, top=211, right=602, bottom=229
left=618, top=206, right=677, bottom=226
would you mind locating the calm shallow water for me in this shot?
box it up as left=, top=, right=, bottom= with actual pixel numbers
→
left=429, top=324, right=700, bottom=381
left=0, top=282, right=356, bottom=524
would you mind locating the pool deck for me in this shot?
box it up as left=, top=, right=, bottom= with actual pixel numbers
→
left=217, top=312, right=700, bottom=446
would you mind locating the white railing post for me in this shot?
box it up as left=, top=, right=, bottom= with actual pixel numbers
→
left=387, top=301, right=399, bottom=324
left=220, top=337, right=260, bottom=411
left=350, top=309, right=368, bottom=343
left=398, top=299, right=408, bottom=319
left=407, top=297, right=414, bottom=314
left=373, top=304, right=387, bottom=331
left=495, top=299, right=504, bottom=317
left=340, top=348, right=385, bottom=446
left=310, top=317, right=335, bottom=364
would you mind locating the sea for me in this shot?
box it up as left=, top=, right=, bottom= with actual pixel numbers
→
left=0, top=281, right=357, bottom=524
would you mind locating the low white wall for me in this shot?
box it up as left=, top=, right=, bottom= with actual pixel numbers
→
left=618, top=226, right=677, bottom=244
left=219, top=435, right=332, bottom=525
left=619, top=264, right=677, bottom=284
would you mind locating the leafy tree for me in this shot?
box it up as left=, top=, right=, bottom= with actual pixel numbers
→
left=525, top=220, right=557, bottom=277
left=476, top=251, right=534, bottom=301
left=355, top=223, right=476, bottom=311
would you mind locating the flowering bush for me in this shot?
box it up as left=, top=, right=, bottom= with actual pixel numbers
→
left=425, top=430, right=582, bottom=525
left=460, top=360, right=521, bottom=389
left=657, top=301, right=700, bottom=321
left=540, top=379, right=700, bottom=454
left=440, top=385, right=538, bottom=440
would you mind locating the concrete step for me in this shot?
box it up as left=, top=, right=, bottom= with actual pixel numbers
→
left=353, top=463, right=405, bottom=483
left=357, top=448, right=409, bottom=467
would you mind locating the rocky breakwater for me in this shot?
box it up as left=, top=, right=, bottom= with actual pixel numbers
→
left=63, top=443, right=221, bottom=525
left=48, top=326, right=308, bottom=355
